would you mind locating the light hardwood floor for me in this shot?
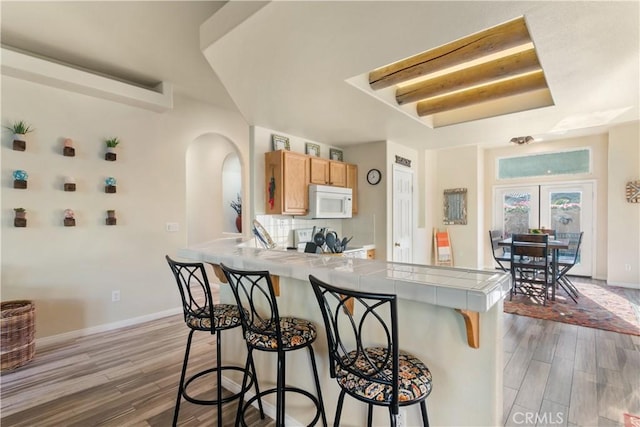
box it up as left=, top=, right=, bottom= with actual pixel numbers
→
left=2, top=287, right=639, bottom=427
left=503, top=312, right=640, bottom=427
left=0, top=314, right=274, bottom=427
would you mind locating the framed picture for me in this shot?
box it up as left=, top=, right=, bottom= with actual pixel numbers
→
left=305, top=142, right=320, bottom=157
left=330, top=148, right=343, bottom=161
left=272, top=134, right=290, bottom=151
left=443, top=188, right=467, bottom=225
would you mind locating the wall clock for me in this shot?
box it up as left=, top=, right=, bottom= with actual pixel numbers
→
left=367, top=168, right=381, bottom=185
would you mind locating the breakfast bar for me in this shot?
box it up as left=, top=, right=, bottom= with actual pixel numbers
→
left=178, top=238, right=510, bottom=426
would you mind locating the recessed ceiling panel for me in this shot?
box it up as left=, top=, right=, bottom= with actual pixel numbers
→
left=365, top=16, right=554, bottom=128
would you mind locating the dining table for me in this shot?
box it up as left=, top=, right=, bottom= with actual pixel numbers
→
left=499, top=236, right=569, bottom=301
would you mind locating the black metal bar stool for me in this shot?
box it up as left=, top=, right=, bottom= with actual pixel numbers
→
left=165, top=255, right=263, bottom=427
left=220, top=263, right=327, bottom=427
left=308, top=275, right=432, bottom=427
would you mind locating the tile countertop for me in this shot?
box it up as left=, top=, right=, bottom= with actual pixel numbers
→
left=178, top=238, right=511, bottom=313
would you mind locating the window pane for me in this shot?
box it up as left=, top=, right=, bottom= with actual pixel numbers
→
left=503, top=192, right=532, bottom=235
left=549, top=191, right=583, bottom=262
left=498, top=149, right=590, bottom=179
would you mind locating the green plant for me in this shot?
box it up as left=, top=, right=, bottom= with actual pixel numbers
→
left=5, top=120, right=34, bottom=135
left=105, top=137, right=120, bottom=148
left=14, top=208, right=26, bottom=213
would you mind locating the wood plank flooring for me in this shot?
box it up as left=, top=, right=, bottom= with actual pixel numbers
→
left=0, top=315, right=274, bottom=427
left=503, top=313, right=640, bottom=427
left=1, top=280, right=639, bottom=427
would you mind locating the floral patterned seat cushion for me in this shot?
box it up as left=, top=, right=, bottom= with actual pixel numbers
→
left=336, top=347, right=432, bottom=403
left=245, top=316, right=316, bottom=350
left=186, top=304, right=243, bottom=330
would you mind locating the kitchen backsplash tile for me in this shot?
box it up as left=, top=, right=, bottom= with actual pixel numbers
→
left=255, top=215, right=343, bottom=248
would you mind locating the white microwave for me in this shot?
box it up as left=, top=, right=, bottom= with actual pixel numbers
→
left=306, top=184, right=353, bottom=219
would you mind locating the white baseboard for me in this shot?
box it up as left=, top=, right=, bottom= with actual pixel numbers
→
left=606, top=280, right=640, bottom=289
left=36, top=307, right=182, bottom=349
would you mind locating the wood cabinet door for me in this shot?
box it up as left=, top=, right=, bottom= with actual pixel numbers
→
left=346, top=163, right=358, bottom=214
left=282, top=151, right=309, bottom=214
left=309, top=157, right=329, bottom=184
left=329, top=161, right=347, bottom=187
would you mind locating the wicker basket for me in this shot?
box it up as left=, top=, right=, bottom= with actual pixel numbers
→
left=1, top=300, right=36, bottom=371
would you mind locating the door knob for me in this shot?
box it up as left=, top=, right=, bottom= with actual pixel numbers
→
left=394, top=242, right=400, bottom=247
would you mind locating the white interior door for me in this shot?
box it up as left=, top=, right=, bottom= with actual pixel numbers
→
left=392, top=165, right=413, bottom=263
left=540, top=182, right=594, bottom=276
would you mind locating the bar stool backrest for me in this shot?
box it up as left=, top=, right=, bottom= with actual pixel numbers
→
left=219, top=264, right=281, bottom=342
left=308, top=275, right=399, bottom=407
left=165, top=255, right=215, bottom=330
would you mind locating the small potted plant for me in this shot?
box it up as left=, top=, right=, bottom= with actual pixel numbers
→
left=14, top=208, right=27, bottom=227
left=105, top=176, right=117, bottom=193
left=63, top=138, right=75, bottom=157
left=105, top=137, right=119, bottom=161
left=13, top=170, right=28, bottom=189
left=64, top=176, right=76, bottom=192
left=230, top=193, right=242, bottom=232
left=63, top=209, right=75, bottom=227
left=5, top=120, right=34, bottom=151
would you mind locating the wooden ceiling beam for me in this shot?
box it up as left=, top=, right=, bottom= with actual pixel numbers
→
left=416, top=70, right=548, bottom=117
left=395, top=49, right=541, bottom=105
left=369, top=16, right=531, bottom=90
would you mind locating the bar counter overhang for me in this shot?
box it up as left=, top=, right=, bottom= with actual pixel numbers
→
left=178, top=238, right=510, bottom=426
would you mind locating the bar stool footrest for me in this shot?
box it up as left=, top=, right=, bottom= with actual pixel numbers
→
left=183, top=365, right=255, bottom=406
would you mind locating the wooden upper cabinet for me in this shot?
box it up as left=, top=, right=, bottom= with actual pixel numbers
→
left=346, top=163, right=358, bottom=215
left=329, top=161, right=347, bottom=187
left=310, top=157, right=347, bottom=187
left=309, top=157, right=330, bottom=185
left=265, top=150, right=309, bottom=215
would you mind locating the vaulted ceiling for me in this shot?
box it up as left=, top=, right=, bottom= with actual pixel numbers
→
left=2, top=1, right=638, bottom=151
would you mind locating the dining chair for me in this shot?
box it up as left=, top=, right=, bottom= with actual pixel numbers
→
left=165, top=256, right=260, bottom=427
left=220, top=264, right=327, bottom=427
left=554, top=231, right=584, bottom=299
left=308, top=275, right=432, bottom=427
left=510, top=234, right=551, bottom=305
left=489, top=230, right=510, bottom=271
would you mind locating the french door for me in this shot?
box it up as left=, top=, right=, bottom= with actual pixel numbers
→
left=494, top=181, right=594, bottom=276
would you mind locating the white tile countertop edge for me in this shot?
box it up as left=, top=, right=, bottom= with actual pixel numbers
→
left=177, top=238, right=511, bottom=312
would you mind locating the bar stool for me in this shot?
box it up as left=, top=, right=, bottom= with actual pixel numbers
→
left=165, top=256, right=263, bottom=427
left=219, top=263, right=327, bottom=427
left=308, top=275, right=432, bottom=427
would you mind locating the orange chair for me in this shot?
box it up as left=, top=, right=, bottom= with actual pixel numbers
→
left=434, top=228, right=453, bottom=266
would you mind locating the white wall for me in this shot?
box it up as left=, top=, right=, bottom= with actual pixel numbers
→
left=607, top=122, right=640, bottom=287
left=343, top=141, right=387, bottom=258
left=1, top=75, right=249, bottom=338
left=433, top=145, right=482, bottom=269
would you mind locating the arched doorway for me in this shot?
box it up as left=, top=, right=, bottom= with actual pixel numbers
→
left=222, top=152, right=242, bottom=233
left=186, top=133, right=243, bottom=246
